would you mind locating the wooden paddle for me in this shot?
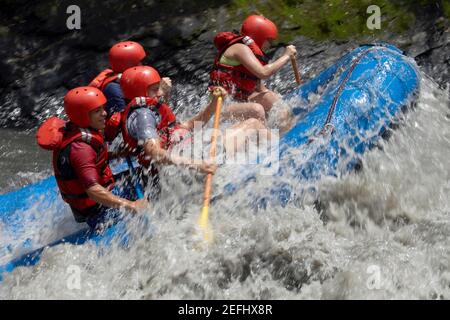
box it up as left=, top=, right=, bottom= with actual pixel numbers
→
left=290, top=55, right=302, bottom=85
left=197, top=90, right=223, bottom=243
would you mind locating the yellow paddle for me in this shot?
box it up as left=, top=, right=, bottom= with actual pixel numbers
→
left=290, top=55, right=302, bottom=85
left=197, top=90, right=223, bottom=243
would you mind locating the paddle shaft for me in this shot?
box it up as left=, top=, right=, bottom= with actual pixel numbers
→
left=290, top=56, right=302, bottom=85
left=202, top=96, right=223, bottom=210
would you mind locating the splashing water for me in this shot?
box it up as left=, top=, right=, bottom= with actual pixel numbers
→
left=0, top=70, right=449, bottom=299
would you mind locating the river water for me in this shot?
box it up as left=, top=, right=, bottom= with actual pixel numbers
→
left=0, top=69, right=449, bottom=299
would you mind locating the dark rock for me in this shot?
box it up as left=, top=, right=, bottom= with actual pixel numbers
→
left=0, top=0, right=449, bottom=129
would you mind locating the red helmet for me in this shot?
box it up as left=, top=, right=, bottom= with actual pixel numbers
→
left=240, top=15, right=278, bottom=48
left=109, top=41, right=146, bottom=73
left=120, top=66, right=161, bottom=100
left=64, top=87, right=107, bottom=128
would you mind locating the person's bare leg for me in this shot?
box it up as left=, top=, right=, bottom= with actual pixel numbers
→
left=267, top=100, right=295, bottom=134
left=221, top=102, right=266, bottom=122
left=248, top=90, right=280, bottom=114
left=247, top=87, right=295, bottom=133
left=224, top=118, right=272, bottom=156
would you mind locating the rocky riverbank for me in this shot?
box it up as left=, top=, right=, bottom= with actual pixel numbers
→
left=0, top=0, right=448, bottom=128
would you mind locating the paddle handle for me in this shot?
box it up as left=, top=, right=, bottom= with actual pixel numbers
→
left=290, top=56, right=302, bottom=85
left=202, top=95, right=223, bottom=209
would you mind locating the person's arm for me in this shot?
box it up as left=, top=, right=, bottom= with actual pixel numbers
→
left=86, top=184, right=143, bottom=212
left=142, top=139, right=216, bottom=174
left=103, top=82, right=127, bottom=114
left=70, top=142, right=146, bottom=213
left=231, top=44, right=297, bottom=80
left=127, top=109, right=216, bottom=174
left=181, top=87, right=227, bottom=130
left=160, top=77, right=172, bottom=103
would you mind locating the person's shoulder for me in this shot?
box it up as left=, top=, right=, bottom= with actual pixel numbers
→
left=68, top=141, right=98, bottom=168
left=132, top=107, right=157, bottom=118
left=103, top=81, right=123, bottom=96
left=229, top=42, right=249, bottom=51
left=229, top=42, right=253, bottom=57
left=127, top=107, right=158, bottom=128
left=70, top=141, right=97, bottom=157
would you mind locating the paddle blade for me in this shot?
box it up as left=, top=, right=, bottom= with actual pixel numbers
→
left=197, top=206, right=214, bottom=243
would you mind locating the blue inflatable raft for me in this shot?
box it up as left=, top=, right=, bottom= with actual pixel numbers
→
left=283, top=43, right=419, bottom=178
left=228, top=43, right=419, bottom=208
left=0, top=44, right=420, bottom=280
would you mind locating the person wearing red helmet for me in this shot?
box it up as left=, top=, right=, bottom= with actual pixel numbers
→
left=210, top=15, right=297, bottom=122
left=119, top=66, right=267, bottom=176
left=88, top=41, right=173, bottom=143
left=88, top=41, right=146, bottom=116
left=119, top=66, right=214, bottom=174
left=36, top=87, right=146, bottom=229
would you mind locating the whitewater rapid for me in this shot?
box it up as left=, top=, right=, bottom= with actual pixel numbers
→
left=0, top=73, right=449, bottom=299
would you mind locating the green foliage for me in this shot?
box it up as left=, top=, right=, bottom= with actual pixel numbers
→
left=443, top=0, right=450, bottom=19
left=228, top=0, right=439, bottom=41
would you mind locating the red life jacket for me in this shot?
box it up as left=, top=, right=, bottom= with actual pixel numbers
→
left=104, top=111, right=122, bottom=142
left=209, top=32, right=269, bottom=100
left=89, top=69, right=124, bottom=142
left=121, top=97, right=183, bottom=167
left=36, top=119, right=114, bottom=218
left=89, top=68, right=119, bottom=91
